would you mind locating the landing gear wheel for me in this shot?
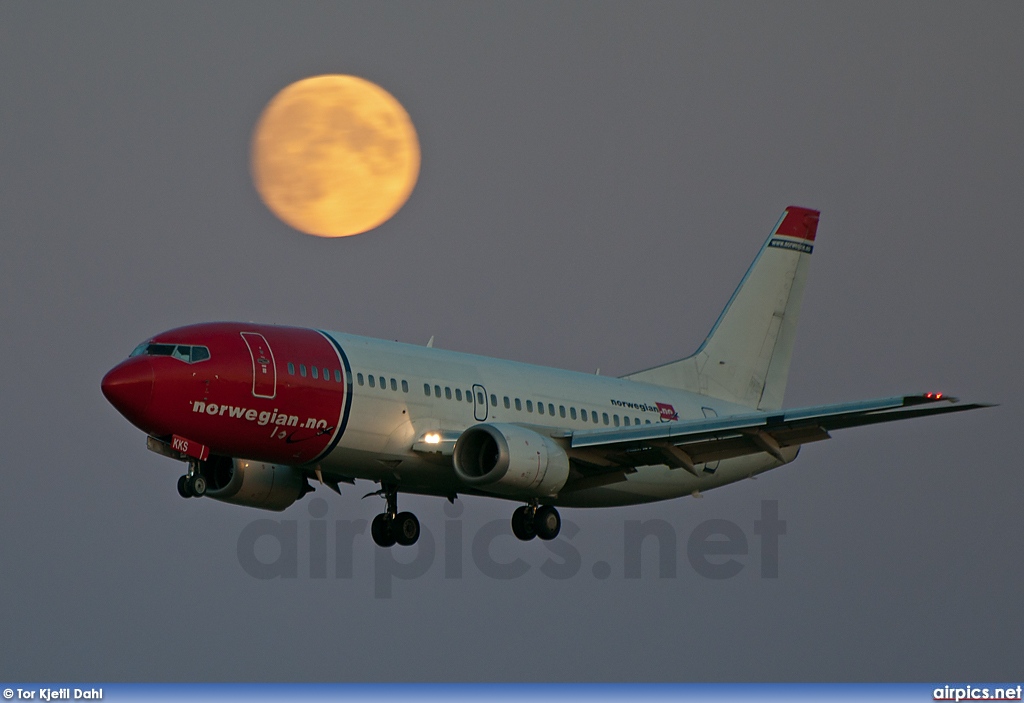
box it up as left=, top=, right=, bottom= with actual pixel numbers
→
left=511, top=506, right=537, bottom=541
left=177, top=475, right=192, bottom=498
left=534, top=505, right=561, bottom=540
left=394, top=512, right=421, bottom=546
left=189, top=474, right=207, bottom=497
left=371, top=513, right=397, bottom=548
left=366, top=484, right=418, bottom=547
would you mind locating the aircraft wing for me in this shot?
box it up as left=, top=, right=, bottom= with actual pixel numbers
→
left=564, top=394, right=992, bottom=480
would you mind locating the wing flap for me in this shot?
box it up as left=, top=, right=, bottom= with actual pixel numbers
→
left=566, top=394, right=991, bottom=474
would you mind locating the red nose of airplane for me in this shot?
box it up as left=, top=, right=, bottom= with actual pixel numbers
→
left=101, top=358, right=154, bottom=423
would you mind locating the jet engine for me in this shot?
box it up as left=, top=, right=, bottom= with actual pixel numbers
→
left=453, top=423, right=570, bottom=498
left=201, top=455, right=312, bottom=511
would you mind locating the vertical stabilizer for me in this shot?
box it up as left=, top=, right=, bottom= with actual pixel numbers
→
left=624, top=206, right=819, bottom=410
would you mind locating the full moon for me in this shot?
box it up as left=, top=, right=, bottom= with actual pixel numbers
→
left=250, top=75, right=420, bottom=238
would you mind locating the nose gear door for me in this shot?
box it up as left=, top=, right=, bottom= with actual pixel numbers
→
left=241, top=332, right=277, bottom=399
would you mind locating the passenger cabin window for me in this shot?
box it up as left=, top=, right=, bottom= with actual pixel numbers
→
left=379, top=376, right=385, bottom=389
left=515, top=399, right=522, bottom=411
left=300, top=364, right=307, bottom=378
left=424, top=383, right=431, bottom=396
left=402, top=380, right=409, bottom=393
left=548, top=403, right=555, bottom=416
left=466, top=390, right=472, bottom=403
left=456, top=389, right=462, bottom=401
left=559, top=406, right=566, bottom=418
left=312, top=367, right=318, bottom=380
left=390, top=378, right=397, bottom=391
left=624, top=416, right=630, bottom=426
left=580, top=408, right=587, bottom=422
left=592, top=411, right=598, bottom=423
left=324, top=368, right=330, bottom=381
left=434, top=385, right=441, bottom=398
left=445, top=387, right=452, bottom=400
left=335, top=370, right=342, bottom=383
left=504, top=397, right=510, bottom=409
left=538, top=403, right=545, bottom=415
left=603, top=413, right=609, bottom=425
left=477, top=391, right=484, bottom=405
left=289, top=363, right=296, bottom=376
left=613, top=415, right=620, bottom=427
left=369, top=375, right=376, bottom=387
left=526, top=400, right=533, bottom=412
left=570, top=407, right=577, bottom=420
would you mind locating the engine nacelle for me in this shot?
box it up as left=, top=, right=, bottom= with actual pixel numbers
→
left=453, top=423, right=570, bottom=498
left=201, top=455, right=310, bottom=512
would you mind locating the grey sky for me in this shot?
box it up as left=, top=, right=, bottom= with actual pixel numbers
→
left=1, top=2, right=1020, bottom=682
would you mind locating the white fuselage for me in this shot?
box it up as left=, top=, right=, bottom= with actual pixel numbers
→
left=322, top=331, right=792, bottom=507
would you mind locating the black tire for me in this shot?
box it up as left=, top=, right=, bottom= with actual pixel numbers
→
left=394, top=512, right=420, bottom=546
left=534, top=505, right=561, bottom=541
left=371, top=513, right=397, bottom=548
left=511, top=506, right=536, bottom=541
left=177, top=475, right=192, bottom=498
left=189, top=474, right=207, bottom=497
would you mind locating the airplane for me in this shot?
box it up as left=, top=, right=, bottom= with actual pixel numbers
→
left=101, top=206, right=990, bottom=548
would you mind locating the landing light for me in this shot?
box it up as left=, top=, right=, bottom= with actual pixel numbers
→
left=423, top=432, right=441, bottom=444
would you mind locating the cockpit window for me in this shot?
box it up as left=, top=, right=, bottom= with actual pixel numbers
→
left=131, top=343, right=174, bottom=357
left=130, top=342, right=211, bottom=364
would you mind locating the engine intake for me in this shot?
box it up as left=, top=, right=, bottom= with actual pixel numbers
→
left=201, top=456, right=310, bottom=511
left=453, top=423, right=569, bottom=498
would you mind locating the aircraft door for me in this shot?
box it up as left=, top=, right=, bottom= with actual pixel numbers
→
left=472, top=384, right=488, bottom=422
left=241, top=332, right=277, bottom=399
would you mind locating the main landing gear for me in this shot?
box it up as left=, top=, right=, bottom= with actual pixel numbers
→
left=176, top=461, right=206, bottom=498
left=368, top=483, right=420, bottom=548
left=511, top=503, right=561, bottom=541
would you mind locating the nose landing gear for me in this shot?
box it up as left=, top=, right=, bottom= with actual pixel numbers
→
left=368, top=483, right=421, bottom=547
left=511, top=503, right=561, bottom=541
left=176, top=461, right=206, bottom=498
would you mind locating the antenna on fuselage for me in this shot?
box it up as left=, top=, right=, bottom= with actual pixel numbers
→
left=426, top=336, right=434, bottom=348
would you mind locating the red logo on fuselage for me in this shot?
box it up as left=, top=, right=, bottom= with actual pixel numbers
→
left=656, top=402, right=679, bottom=422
